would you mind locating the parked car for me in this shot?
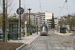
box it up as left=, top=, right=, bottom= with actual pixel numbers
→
left=0, top=29, right=3, bottom=38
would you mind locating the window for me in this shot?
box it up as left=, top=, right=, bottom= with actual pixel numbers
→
left=42, top=26, right=47, bottom=31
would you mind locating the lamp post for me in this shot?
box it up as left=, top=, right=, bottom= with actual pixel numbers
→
left=28, top=8, right=31, bottom=35
left=33, top=14, right=35, bottom=33
left=3, top=0, right=5, bottom=42
left=33, top=15, right=35, bottom=26
left=28, top=8, right=31, bottom=25
left=19, top=0, right=21, bottom=39
left=36, top=18, right=38, bottom=35
left=16, top=0, right=24, bottom=40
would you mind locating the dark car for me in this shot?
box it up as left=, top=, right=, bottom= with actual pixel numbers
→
left=0, top=29, right=3, bottom=38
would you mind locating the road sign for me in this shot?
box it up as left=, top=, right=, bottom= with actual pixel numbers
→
left=16, top=7, right=24, bottom=14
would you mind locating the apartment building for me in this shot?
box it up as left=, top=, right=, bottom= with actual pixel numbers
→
left=24, top=12, right=53, bottom=29
left=45, top=12, right=53, bottom=28
left=54, top=18, right=58, bottom=29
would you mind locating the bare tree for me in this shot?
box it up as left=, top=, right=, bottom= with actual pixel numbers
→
left=60, top=14, right=75, bottom=30
left=0, top=0, right=15, bottom=14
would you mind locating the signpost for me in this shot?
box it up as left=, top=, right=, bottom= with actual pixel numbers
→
left=17, top=7, right=24, bottom=15
left=16, top=1, right=24, bottom=39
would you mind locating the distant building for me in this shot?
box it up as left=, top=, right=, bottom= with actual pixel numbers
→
left=0, top=13, right=9, bottom=27
left=45, top=12, right=53, bottom=28
left=35, top=12, right=53, bottom=29
left=35, top=12, right=45, bottom=27
left=24, top=13, right=35, bottom=25
left=24, top=13, right=29, bottom=21
left=24, top=12, right=53, bottom=29
left=54, top=18, right=58, bottom=29
left=58, top=19, right=62, bottom=26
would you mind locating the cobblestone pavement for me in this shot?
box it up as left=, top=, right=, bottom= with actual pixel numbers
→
left=21, top=30, right=75, bottom=50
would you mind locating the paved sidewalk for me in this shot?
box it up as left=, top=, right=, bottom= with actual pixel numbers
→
left=8, top=32, right=40, bottom=44
left=54, top=31, right=73, bottom=36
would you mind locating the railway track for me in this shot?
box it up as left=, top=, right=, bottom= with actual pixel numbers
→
left=30, top=36, right=49, bottom=50
left=21, top=31, right=75, bottom=50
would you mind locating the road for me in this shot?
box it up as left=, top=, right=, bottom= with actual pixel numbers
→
left=21, top=30, right=75, bottom=50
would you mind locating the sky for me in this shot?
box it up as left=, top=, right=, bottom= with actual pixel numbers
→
left=0, top=0, right=75, bottom=18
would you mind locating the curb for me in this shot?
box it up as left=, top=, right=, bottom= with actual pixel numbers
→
left=16, top=43, right=27, bottom=50
left=29, top=35, right=39, bottom=45
left=16, top=35, right=39, bottom=50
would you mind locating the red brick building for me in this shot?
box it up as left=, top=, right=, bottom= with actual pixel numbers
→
left=24, top=13, right=29, bottom=20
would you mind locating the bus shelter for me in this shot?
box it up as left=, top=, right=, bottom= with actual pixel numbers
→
left=8, top=20, right=18, bottom=40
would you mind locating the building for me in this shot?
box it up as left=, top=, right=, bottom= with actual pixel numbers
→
left=24, top=13, right=35, bottom=25
left=54, top=18, right=58, bottom=29
left=45, top=12, right=53, bottom=28
left=35, top=12, right=45, bottom=27
left=0, top=13, right=9, bottom=28
left=24, top=12, right=53, bottom=29
left=35, top=12, right=53, bottom=29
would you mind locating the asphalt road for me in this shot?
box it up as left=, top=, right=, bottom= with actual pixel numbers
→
left=21, top=30, right=75, bottom=50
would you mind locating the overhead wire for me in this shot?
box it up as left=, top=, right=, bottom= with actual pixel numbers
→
left=58, top=0, right=70, bottom=18
left=39, top=0, right=42, bottom=12
left=58, top=2, right=66, bottom=18
left=39, top=0, right=43, bottom=26
left=66, top=2, right=70, bottom=14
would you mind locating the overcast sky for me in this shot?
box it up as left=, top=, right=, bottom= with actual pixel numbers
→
left=0, top=0, right=75, bottom=17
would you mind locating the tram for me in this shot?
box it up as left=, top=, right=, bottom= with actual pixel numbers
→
left=40, top=24, right=48, bottom=36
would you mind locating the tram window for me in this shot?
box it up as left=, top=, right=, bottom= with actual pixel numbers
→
left=42, top=26, right=47, bottom=31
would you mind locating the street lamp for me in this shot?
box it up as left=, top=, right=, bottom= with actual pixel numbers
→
left=28, top=8, right=31, bottom=35
left=36, top=18, right=38, bottom=35
left=33, top=14, right=35, bottom=26
left=28, top=8, right=31, bottom=25
left=33, top=14, right=35, bottom=33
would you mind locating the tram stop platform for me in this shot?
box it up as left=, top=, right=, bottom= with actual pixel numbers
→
left=8, top=32, right=40, bottom=44
left=54, top=30, right=74, bottom=36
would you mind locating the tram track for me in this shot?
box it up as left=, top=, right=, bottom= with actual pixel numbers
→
left=53, top=32, right=75, bottom=50
left=46, top=36, right=50, bottom=50
left=21, top=31, right=75, bottom=50
left=30, top=36, right=50, bottom=50
left=30, top=36, right=40, bottom=50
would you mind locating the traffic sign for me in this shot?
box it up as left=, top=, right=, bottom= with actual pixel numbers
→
left=16, top=7, right=24, bottom=14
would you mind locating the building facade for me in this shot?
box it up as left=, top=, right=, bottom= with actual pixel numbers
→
left=45, top=12, right=53, bottom=28
left=24, top=12, right=53, bottom=29
left=54, top=18, right=58, bottom=29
